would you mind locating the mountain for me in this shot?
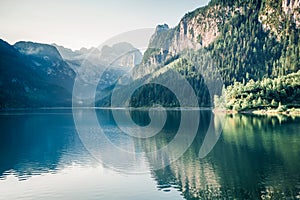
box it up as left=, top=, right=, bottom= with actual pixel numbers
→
left=54, top=42, right=142, bottom=92
left=0, top=38, right=143, bottom=108
left=51, top=44, right=83, bottom=61
left=14, top=41, right=75, bottom=92
left=1, top=0, right=299, bottom=109
left=99, top=42, right=143, bottom=67
left=0, top=39, right=75, bottom=108
left=53, top=42, right=142, bottom=71
left=136, top=0, right=299, bottom=81
left=122, top=0, right=300, bottom=108
left=55, top=42, right=143, bottom=106
left=133, top=3, right=235, bottom=79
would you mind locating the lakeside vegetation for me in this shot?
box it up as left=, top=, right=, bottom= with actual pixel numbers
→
left=214, top=70, right=300, bottom=115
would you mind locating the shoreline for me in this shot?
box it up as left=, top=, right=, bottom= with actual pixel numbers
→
left=1, top=107, right=300, bottom=117
left=251, top=109, right=300, bottom=117
left=213, top=108, right=300, bottom=117
left=0, top=106, right=213, bottom=112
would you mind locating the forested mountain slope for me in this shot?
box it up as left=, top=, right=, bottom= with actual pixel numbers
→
left=127, top=0, right=300, bottom=108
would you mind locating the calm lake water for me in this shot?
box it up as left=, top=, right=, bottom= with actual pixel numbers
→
left=0, top=109, right=300, bottom=200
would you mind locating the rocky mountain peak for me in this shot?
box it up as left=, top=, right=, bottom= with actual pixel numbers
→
left=14, top=41, right=63, bottom=60
left=155, top=24, right=169, bottom=33
left=0, top=39, right=19, bottom=56
left=133, top=4, right=235, bottom=79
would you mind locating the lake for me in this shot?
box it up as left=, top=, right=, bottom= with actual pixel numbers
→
left=0, top=109, right=299, bottom=199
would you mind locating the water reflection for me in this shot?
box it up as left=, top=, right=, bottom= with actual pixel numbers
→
left=0, top=110, right=299, bottom=199
left=0, top=110, right=95, bottom=181
left=148, top=113, right=300, bottom=199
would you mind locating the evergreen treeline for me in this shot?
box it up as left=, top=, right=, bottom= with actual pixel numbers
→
left=130, top=49, right=226, bottom=108
left=207, top=0, right=300, bottom=86
left=215, top=70, right=300, bottom=111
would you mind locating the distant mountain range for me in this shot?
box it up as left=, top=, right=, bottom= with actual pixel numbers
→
left=0, top=39, right=75, bottom=108
left=0, top=39, right=142, bottom=108
left=1, top=0, right=299, bottom=109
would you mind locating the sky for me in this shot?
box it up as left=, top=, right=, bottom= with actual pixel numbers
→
left=0, top=0, right=210, bottom=50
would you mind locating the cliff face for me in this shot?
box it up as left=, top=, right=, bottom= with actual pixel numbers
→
left=99, top=42, right=142, bottom=68
left=259, top=0, right=300, bottom=39
left=171, top=5, right=234, bottom=50
left=282, top=0, right=300, bottom=26
left=134, top=3, right=240, bottom=79
left=134, top=0, right=299, bottom=80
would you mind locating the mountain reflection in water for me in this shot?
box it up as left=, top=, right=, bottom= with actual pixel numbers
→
left=0, top=109, right=299, bottom=199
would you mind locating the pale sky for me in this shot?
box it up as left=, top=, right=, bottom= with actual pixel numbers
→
left=0, top=0, right=210, bottom=50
